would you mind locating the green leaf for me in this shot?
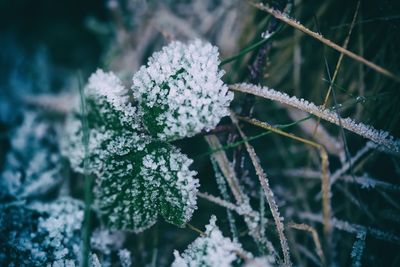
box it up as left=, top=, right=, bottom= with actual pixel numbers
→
left=95, top=141, right=199, bottom=232
left=63, top=70, right=199, bottom=232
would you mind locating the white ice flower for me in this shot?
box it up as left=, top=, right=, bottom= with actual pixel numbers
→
left=132, top=39, right=233, bottom=140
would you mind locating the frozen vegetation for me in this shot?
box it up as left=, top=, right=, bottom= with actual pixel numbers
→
left=1, top=1, right=400, bottom=266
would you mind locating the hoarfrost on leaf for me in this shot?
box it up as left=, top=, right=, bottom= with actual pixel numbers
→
left=0, top=197, right=85, bottom=266
left=132, top=39, right=233, bottom=140
left=95, top=141, right=199, bottom=232
left=61, top=69, right=146, bottom=175
left=0, top=111, right=62, bottom=200
left=171, top=215, right=251, bottom=267
left=62, top=69, right=200, bottom=233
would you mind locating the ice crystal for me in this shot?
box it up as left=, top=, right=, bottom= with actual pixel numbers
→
left=0, top=197, right=84, bottom=266
left=0, top=111, right=62, bottom=200
left=95, top=141, right=199, bottom=232
left=132, top=39, right=233, bottom=140
left=172, top=215, right=250, bottom=267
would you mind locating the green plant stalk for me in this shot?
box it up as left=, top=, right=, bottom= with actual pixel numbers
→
left=196, top=115, right=312, bottom=159
left=79, top=73, right=93, bottom=267
left=220, top=37, right=270, bottom=66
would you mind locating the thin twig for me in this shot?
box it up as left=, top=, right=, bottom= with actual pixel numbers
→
left=186, top=223, right=206, bottom=237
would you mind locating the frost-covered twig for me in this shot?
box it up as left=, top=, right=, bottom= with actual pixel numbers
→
left=299, top=212, right=400, bottom=245
left=230, top=83, right=400, bottom=154
left=351, top=229, right=366, bottom=267
left=330, top=142, right=373, bottom=185
left=197, top=192, right=258, bottom=218
left=275, top=168, right=400, bottom=192
left=231, top=113, right=292, bottom=267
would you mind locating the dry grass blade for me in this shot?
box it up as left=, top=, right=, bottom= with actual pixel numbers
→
left=205, top=135, right=279, bottom=259
left=230, top=113, right=292, bottom=267
left=229, top=83, right=400, bottom=154
left=204, top=135, right=245, bottom=203
left=235, top=115, right=332, bottom=241
left=288, top=222, right=326, bottom=266
left=247, top=1, right=400, bottom=83
left=197, top=191, right=258, bottom=217
left=299, top=212, right=400, bottom=245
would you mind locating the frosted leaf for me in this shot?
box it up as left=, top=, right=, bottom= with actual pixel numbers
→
left=63, top=69, right=200, bottom=233
left=61, top=70, right=147, bottom=175
left=0, top=111, right=62, bottom=200
left=95, top=141, right=199, bottom=232
left=61, top=113, right=148, bottom=176
left=171, top=215, right=251, bottom=267
left=0, top=197, right=84, bottom=266
left=132, top=39, right=233, bottom=140
left=86, top=69, right=140, bottom=128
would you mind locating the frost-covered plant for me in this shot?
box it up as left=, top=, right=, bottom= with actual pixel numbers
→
left=0, top=111, right=62, bottom=200
left=95, top=140, right=198, bottom=232
left=62, top=69, right=199, bottom=232
left=0, top=197, right=84, bottom=266
left=132, top=39, right=233, bottom=140
left=61, top=70, right=145, bottom=175
left=172, top=215, right=250, bottom=267
left=91, top=228, right=125, bottom=256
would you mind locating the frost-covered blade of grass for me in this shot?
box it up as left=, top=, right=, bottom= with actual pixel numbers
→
left=230, top=83, right=400, bottom=154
